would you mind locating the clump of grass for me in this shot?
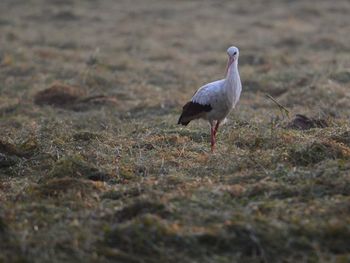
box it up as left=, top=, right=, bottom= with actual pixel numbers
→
left=196, top=222, right=268, bottom=258
left=0, top=137, right=37, bottom=169
left=0, top=215, right=6, bottom=234
left=72, top=131, right=101, bottom=141
left=0, top=213, right=27, bottom=262
left=103, top=213, right=345, bottom=263
left=31, top=177, right=103, bottom=199
left=104, top=214, right=178, bottom=252
left=289, top=140, right=350, bottom=166
left=0, top=152, right=18, bottom=168
left=235, top=133, right=272, bottom=150
left=102, top=185, right=145, bottom=200
left=114, top=200, right=171, bottom=223
left=330, top=71, right=350, bottom=84
left=118, top=164, right=139, bottom=181
left=332, top=131, right=350, bottom=146
left=46, top=154, right=113, bottom=182
left=17, top=136, right=39, bottom=155
left=290, top=220, right=350, bottom=254
left=0, top=139, right=32, bottom=157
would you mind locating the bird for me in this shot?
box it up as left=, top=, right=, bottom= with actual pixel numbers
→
left=178, top=46, right=242, bottom=152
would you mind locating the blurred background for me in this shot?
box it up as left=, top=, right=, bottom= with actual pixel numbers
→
left=1, top=0, right=349, bottom=117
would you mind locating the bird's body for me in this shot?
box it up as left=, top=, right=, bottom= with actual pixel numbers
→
left=178, top=46, right=242, bottom=152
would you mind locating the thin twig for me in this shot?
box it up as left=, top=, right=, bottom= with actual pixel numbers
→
left=265, top=93, right=290, bottom=119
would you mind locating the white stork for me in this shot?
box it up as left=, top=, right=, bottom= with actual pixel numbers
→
left=178, top=46, right=242, bottom=152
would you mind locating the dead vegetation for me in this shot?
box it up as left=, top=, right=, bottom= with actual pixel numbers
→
left=34, top=83, right=119, bottom=111
left=45, top=154, right=114, bottom=182
left=0, top=0, right=350, bottom=262
left=34, top=83, right=86, bottom=107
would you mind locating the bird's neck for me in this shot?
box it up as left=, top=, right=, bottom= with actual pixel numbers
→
left=224, top=60, right=241, bottom=107
left=225, top=60, right=239, bottom=87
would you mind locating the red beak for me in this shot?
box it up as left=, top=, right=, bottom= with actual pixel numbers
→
left=225, top=56, right=235, bottom=75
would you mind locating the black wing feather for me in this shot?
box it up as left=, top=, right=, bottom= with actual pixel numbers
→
left=177, top=101, right=212, bottom=126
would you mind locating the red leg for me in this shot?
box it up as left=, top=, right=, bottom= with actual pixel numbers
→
left=211, top=125, right=216, bottom=153
left=214, top=121, right=220, bottom=136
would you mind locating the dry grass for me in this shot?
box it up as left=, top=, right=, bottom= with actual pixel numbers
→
left=0, top=0, right=350, bottom=262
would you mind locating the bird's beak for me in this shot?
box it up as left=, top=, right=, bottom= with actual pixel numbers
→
left=225, top=56, right=235, bottom=75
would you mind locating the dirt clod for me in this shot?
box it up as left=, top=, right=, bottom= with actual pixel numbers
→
left=34, top=83, right=86, bottom=107
left=286, top=114, right=328, bottom=130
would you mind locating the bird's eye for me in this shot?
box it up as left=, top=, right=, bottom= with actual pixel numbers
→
left=233, top=52, right=237, bottom=55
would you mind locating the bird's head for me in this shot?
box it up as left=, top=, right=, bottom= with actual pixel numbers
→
left=225, top=46, right=239, bottom=75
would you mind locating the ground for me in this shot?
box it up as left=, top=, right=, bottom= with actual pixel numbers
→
left=0, top=0, right=350, bottom=262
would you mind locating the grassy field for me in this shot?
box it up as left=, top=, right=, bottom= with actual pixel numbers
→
left=1, top=0, right=350, bottom=262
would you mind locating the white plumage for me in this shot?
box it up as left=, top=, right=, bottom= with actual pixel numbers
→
left=178, top=46, right=242, bottom=152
